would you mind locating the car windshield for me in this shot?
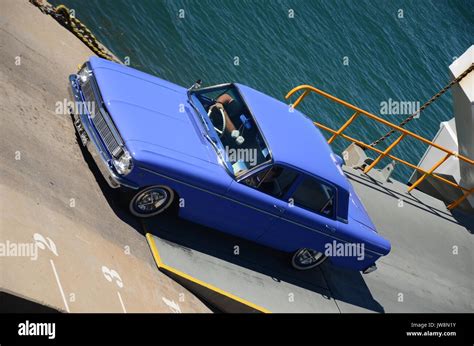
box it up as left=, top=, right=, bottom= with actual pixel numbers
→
left=190, top=84, right=271, bottom=177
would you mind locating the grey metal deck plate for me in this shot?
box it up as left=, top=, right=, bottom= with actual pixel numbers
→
left=145, top=167, right=474, bottom=313
left=146, top=223, right=341, bottom=312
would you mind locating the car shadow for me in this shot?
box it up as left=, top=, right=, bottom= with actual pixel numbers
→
left=344, top=169, right=473, bottom=231
left=144, top=213, right=385, bottom=313
left=450, top=209, right=474, bottom=234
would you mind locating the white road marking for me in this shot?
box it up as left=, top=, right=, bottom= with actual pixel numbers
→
left=101, top=265, right=124, bottom=288
left=117, top=291, right=127, bottom=313
left=50, top=259, right=70, bottom=312
left=34, top=233, right=58, bottom=256
left=162, top=297, right=181, bottom=313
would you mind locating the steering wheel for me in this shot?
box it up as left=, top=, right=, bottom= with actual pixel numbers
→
left=207, top=104, right=226, bottom=137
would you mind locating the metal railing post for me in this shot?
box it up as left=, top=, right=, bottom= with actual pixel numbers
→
left=292, top=90, right=310, bottom=109
left=448, top=189, right=473, bottom=210
left=328, top=111, right=359, bottom=144
left=408, top=153, right=451, bottom=192
left=364, top=134, right=406, bottom=173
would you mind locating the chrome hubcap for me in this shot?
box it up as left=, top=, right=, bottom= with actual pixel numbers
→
left=296, top=249, right=323, bottom=266
left=135, top=189, right=168, bottom=213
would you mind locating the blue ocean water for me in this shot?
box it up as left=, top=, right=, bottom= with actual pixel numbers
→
left=52, top=0, right=473, bottom=181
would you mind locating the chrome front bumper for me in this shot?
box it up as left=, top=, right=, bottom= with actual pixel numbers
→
left=68, top=74, right=138, bottom=190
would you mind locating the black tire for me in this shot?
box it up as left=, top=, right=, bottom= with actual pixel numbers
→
left=291, top=248, right=327, bottom=270
left=127, top=185, right=175, bottom=218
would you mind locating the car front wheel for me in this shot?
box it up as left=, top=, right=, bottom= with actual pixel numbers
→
left=128, top=185, right=175, bottom=218
left=291, top=248, right=327, bottom=270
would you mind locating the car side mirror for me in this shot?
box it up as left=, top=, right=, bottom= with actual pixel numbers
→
left=188, top=79, right=202, bottom=91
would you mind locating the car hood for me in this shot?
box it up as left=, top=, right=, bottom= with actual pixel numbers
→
left=89, top=57, right=213, bottom=163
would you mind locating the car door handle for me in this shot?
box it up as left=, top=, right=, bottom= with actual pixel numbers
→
left=273, top=205, right=285, bottom=213
left=325, top=224, right=336, bottom=232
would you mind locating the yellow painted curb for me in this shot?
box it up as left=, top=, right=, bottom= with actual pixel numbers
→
left=144, top=230, right=270, bottom=313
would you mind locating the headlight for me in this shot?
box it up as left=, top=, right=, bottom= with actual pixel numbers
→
left=78, top=66, right=91, bottom=84
left=112, top=149, right=133, bottom=176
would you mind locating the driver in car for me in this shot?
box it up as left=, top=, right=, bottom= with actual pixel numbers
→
left=209, top=93, right=245, bottom=145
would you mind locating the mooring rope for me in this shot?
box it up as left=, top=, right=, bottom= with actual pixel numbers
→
left=30, top=0, right=121, bottom=63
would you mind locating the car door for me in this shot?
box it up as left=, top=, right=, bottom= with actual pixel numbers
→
left=222, top=164, right=299, bottom=241
left=257, top=173, right=339, bottom=254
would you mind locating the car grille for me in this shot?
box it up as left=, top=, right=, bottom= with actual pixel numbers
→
left=81, top=74, right=123, bottom=158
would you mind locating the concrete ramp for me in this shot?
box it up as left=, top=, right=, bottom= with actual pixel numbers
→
left=146, top=225, right=346, bottom=313
left=145, top=167, right=473, bottom=313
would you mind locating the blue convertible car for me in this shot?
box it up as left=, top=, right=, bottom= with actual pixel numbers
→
left=69, top=57, right=391, bottom=272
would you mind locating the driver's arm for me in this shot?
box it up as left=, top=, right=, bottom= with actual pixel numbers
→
left=215, top=102, right=237, bottom=133
left=216, top=93, right=233, bottom=105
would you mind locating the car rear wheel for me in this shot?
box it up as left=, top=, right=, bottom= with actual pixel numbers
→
left=128, top=185, right=175, bottom=218
left=291, top=248, right=327, bottom=270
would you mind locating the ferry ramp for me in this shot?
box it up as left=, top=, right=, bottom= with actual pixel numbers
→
left=145, top=166, right=473, bottom=313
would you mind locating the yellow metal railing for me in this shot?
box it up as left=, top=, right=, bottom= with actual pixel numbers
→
left=285, top=84, right=474, bottom=210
